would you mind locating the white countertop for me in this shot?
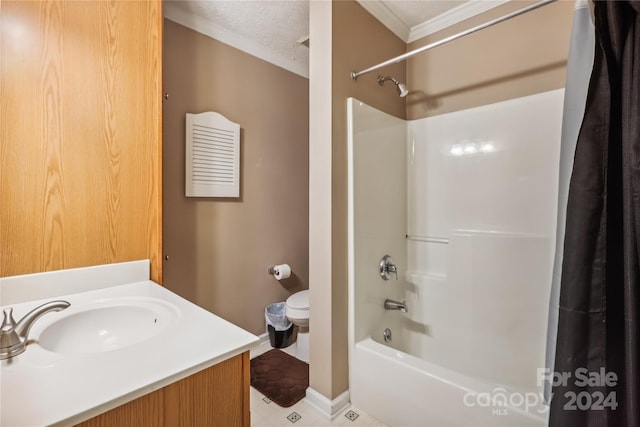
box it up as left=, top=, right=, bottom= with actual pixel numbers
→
left=0, top=261, right=259, bottom=426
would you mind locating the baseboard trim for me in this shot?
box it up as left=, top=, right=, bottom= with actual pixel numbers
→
left=304, top=387, right=350, bottom=420
left=257, top=332, right=270, bottom=345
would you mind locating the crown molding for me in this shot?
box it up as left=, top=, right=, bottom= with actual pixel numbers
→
left=163, top=3, right=309, bottom=79
left=408, top=0, right=510, bottom=43
left=355, top=0, right=410, bottom=42
left=358, top=0, right=511, bottom=44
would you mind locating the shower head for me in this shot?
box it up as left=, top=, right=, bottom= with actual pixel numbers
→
left=377, top=75, right=409, bottom=97
left=396, top=82, right=409, bottom=97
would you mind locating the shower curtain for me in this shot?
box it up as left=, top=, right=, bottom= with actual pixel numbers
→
left=550, top=1, right=640, bottom=426
left=545, top=0, right=594, bottom=404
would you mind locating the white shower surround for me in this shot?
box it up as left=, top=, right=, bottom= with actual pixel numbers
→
left=347, top=90, right=564, bottom=426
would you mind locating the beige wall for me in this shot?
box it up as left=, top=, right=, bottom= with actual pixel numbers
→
left=406, top=0, right=574, bottom=119
left=332, top=0, right=406, bottom=398
left=309, top=0, right=406, bottom=400
left=308, top=0, right=334, bottom=402
left=1, top=1, right=162, bottom=282
left=162, top=20, right=309, bottom=335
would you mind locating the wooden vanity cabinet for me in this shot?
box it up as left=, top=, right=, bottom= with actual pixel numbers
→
left=76, top=352, right=251, bottom=427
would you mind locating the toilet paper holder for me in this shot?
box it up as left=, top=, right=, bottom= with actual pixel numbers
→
left=267, top=264, right=292, bottom=280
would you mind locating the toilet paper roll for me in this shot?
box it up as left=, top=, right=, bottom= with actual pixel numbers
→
left=273, top=264, right=291, bottom=280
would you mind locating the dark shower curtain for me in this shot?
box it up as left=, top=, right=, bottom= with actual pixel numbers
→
left=550, top=1, right=640, bottom=426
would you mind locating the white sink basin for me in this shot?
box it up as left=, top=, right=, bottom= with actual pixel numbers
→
left=1, top=263, right=260, bottom=427
left=38, top=298, right=178, bottom=354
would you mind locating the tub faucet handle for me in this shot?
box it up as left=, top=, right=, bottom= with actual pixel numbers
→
left=379, top=255, right=398, bottom=280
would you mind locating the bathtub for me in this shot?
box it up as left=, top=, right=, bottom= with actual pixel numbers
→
left=350, top=338, right=548, bottom=427
left=347, top=93, right=562, bottom=427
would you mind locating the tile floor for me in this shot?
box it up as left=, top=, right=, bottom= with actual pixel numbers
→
left=250, top=340, right=387, bottom=427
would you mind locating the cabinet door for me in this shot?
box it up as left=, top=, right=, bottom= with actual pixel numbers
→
left=164, top=353, right=250, bottom=427
left=0, top=0, right=162, bottom=281
left=77, top=353, right=250, bottom=427
left=76, top=392, right=163, bottom=427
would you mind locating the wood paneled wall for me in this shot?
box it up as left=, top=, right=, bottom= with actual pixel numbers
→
left=0, top=1, right=162, bottom=281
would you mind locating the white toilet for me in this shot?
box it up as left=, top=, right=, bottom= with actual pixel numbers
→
left=285, top=289, right=309, bottom=362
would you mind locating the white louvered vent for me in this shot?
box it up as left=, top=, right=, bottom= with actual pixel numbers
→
left=186, top=112, right=240, bottom=198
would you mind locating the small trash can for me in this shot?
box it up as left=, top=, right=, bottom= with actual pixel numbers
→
left=265, top=302, right=294, bottom=348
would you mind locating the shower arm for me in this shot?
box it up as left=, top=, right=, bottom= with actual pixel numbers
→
left=378, top=76, right=400, bottom=86
left=350, top=0, right=557, bottom=80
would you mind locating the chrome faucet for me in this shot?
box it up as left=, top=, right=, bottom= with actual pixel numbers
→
left=379, top=255, right=398, bottom=280
left=0, top=300, right=70, bottom=360
left=384, top=298, right=408, bottom=313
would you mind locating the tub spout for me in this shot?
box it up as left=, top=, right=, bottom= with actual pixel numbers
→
left=384, top=299, right=408, bottom=313
left=1, top=300, right=70, bottom=360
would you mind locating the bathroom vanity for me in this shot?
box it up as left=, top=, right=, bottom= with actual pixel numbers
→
left=0, top=261, right=259, bottom=426
left=77, top=352, right=250, bottom=427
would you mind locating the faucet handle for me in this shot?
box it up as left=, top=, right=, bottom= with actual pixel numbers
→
left=379, top=255, right=399, bottom=281
left=1, top=308, right=16, bottom=331
left=387, top=264, right=398, bottom=280
left=0, top=308, right=21, bottom=349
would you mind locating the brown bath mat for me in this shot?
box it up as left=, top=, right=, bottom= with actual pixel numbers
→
left=250, top=349, right=309, bottom=407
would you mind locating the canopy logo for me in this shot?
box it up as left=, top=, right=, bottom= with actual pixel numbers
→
left=462, top=388, right=547, bottom=416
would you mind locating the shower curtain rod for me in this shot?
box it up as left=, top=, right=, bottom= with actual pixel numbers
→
left=351, top=0, right=557, bottom=80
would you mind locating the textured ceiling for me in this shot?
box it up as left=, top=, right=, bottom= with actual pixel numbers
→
left=163, top=0, right=482, bottom=78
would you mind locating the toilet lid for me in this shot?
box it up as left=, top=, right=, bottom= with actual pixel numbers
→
left=286, top=290, right=309, bottom=310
